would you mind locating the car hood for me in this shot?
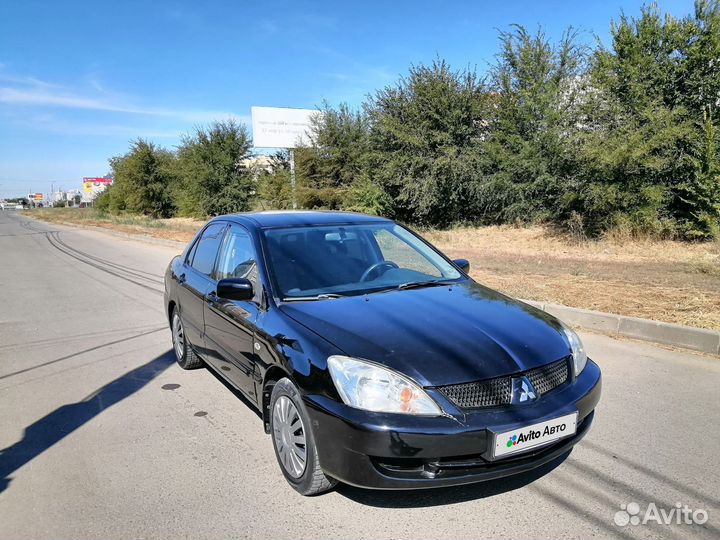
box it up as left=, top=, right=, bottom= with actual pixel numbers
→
left=279, top=281, right=572, bottom=387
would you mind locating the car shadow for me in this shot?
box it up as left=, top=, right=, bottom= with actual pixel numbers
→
left=0, top=350, right=175, bottom=493
left=203, top=363, right=263, bottom=420
left=335, top=450, right=570, bottom=508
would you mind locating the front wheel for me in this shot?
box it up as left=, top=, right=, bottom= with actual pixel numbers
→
left=269, top=378, right=337, bottom=495
left=171, top=308, right=203, bottom=369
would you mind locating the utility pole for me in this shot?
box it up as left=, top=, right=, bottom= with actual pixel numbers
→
left=289, top=149, right=297, bottom=209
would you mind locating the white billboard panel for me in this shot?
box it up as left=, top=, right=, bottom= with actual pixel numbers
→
left=251, top=106, right=318, bottom=148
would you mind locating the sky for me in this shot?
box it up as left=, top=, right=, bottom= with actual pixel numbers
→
left=0, top=0, right=696, bottom=198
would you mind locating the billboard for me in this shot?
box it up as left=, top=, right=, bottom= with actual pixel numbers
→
left=29, top=193, right=43, bottom=201
left=83, top=177, right=113, bottom=193
left=251, top=106, right=319, bottom=148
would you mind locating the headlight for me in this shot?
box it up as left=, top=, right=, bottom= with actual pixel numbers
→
left=561, top=325, right=587, bottom=376
left=327, top=356, right=443, bottom=415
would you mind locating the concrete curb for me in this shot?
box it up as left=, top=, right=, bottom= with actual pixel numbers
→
left=521, top=299, right=720, bottom=355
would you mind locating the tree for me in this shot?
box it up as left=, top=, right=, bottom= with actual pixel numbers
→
left=582, top=1, right=720, bottom=238
left=367, top=59, right=489, bottom=226
left=107, top=139, right=177, bottom=217
left=479, top=25, right=588, bottom=225
left=676, top=0, right=720, bottom=238
left=307, top=103, right=371, bottom=187
left=279, top=104, right=373, bottom=210
left=342, top=174, right=392, bottom=216
left=256, top=151, right=295, bottom=210
left=176, top=120, right=254, bottom=217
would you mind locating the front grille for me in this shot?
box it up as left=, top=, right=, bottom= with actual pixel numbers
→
left=437, top=376, right=512, bottom=408
left=437, top=358, right=570, bottom=410
left=527, top=358, right=569, bottom=395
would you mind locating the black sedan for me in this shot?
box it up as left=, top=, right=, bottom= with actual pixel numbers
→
left=164, top=211, right=601, bottom=495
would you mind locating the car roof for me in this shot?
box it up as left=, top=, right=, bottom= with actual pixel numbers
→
left=212, top=210, right=392, bottom=230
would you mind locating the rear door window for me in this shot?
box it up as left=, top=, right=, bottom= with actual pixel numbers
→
left=189, top=223, right=226, bottom=276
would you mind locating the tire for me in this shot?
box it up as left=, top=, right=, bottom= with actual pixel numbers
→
left=269, top=378, right=337, bottom=495
left=170, top=307, right=203, bottom=370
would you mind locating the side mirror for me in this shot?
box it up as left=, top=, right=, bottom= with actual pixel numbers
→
left=217, top=278, right=254, bottom=301
left=453, top=258, right=470, bottom=273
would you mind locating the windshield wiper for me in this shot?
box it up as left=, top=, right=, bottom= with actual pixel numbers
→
left=283, top=293, right=346, bottom=301
left=396, top=280, right=451, bottom=291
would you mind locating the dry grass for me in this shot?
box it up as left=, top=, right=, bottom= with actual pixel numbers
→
left=26, top=208, right=203, bottom=244
left=27, top=209, right=720, bottom=331
left=423, top=225, right=720, bottom=330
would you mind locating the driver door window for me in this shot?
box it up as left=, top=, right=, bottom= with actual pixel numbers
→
left=215, top=226, right=260, bottom=301
left=372, top=229, right=442, bottom=277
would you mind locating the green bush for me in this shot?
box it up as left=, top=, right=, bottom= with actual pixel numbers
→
left=343, top=176, right=393, bottom=216
left=367, top=60, right=488, bottom=227
left=94, top=191, right=110, bottom=211
left=107, top=139, right=177, bottom=218
left=176, top=120, right=254, bottom=217
left=256, top=169, right=294, bottom=210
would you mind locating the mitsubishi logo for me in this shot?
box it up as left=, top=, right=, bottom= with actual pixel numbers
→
left=512, top=376, right=537, bottom=403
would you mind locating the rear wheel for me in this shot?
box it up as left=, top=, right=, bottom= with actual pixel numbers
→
left=171, top=308, right=203, bottom=369
left=269, top=378, right=337, bottom=495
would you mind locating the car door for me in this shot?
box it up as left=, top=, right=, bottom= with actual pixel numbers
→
left=176, top=222, right=227, bottom=354
left=203, top=224, right=261, bottom=400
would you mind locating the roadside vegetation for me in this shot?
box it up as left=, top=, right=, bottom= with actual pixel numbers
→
left=27, top=207, right=202, bottom=241
left=84, top=2, right=720, bottom=242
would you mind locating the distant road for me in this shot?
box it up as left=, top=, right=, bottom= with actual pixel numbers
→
left=0, top=211, right=718, bottom=539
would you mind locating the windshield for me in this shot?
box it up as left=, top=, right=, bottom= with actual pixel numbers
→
left=263, top=223, right=463, bottom=300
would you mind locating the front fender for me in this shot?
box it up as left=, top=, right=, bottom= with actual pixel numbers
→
left=253, top=308, right=344, bottom=427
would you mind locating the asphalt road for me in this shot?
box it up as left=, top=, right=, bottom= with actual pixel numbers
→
left=0, top=210, right=718, bottom=540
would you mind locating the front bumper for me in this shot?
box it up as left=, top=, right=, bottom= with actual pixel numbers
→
left=304, top=359, right=601, bottom=489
